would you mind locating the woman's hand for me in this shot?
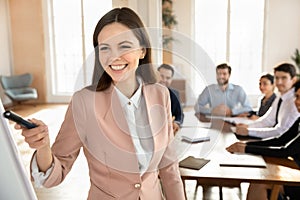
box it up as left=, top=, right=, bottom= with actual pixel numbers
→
left=15, top=119, right=50, bottom=150
left=15, top=119, right=53, bottom=172
left=172, top=122, right=180, bottom=134
left=226, top=142, right=246, bottom=153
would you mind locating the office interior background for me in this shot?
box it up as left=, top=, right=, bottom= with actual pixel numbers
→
left=1, top=0, right=300, bottom=108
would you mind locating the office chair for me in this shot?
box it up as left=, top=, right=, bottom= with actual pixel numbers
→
left=0, top=73, right=38, bottom=105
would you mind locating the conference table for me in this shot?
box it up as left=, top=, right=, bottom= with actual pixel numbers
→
left=177, top=111, right=300, bottom=200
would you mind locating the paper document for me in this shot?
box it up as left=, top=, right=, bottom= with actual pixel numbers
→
left=181, top=111, right=211, bottom=128
left=224, top=117, right=254, bottom=125
left=206, top=115, right=254, bottom=125
left=181, top=135, right=210, bottom=143
left=230, top=127, right=236, bottom=133
left=219, top=153, right=267, bottom=168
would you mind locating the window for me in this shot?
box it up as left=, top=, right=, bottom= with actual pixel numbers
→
left=194, top=0, right=265, bottom=95
left=45, top=0, right=112, bottom=102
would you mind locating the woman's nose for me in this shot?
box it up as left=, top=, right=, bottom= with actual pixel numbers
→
left=110, top=49, right=121, bottom=60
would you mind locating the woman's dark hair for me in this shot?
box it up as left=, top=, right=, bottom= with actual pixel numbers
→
left=294, top=80, right=300, bottom=92
left=260, top=73, right=274, bottom=84
left=92, top=7, right=157, bottom=91
left=274, top=63, right=296, bottom=78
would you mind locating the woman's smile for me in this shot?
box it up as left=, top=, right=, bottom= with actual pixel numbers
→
left=110, top=64, right=127, bottom=71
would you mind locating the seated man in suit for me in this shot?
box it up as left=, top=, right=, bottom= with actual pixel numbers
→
left=194, top=63, right=252, bottom=121
left=158, top=64, right=184, bottom=134
left=235, top=63, right=300, bottom=139
left=226, top=80, right=300, bottom=200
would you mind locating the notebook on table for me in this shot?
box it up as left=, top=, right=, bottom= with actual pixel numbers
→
left=179, top=156, right=210, bottom=170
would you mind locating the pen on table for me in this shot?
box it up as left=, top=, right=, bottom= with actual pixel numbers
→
left=225, top=120, right=236, bottom=126
left=219, top=163, right=266, bottom=168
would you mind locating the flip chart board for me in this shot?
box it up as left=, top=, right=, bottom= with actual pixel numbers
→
left=0, top=99, right=37, bottom=200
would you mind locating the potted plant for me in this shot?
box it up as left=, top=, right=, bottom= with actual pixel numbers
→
left=291, top=48, right=300, bottom=70
left=162, top=0, right=177, bottom=49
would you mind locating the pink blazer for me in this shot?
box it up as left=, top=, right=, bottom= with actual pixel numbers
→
left=41, top=83, right=185, bottom=200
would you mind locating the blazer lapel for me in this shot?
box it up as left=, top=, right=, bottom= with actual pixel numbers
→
left=142, top=84, right=170, bottom=171
left=94, top=85, right=140, bottom=173
left=101, top=86, right=136, bottom=152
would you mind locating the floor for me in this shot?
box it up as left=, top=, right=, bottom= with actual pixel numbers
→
left=8, top=103, right=249, bottom=200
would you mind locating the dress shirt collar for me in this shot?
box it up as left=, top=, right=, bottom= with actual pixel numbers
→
left=214, top=83, right=234, bottom=91
left=280, top=87, right=295, bottom=101
left=114, top=78, right=143, bottom=109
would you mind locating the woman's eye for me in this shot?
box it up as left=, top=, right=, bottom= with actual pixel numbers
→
left=120, top=45, right=131, bottom=49
left=99, top=46, right=109, bottom=51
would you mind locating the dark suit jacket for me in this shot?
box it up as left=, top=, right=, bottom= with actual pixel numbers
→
left=245, top=118, right=300, bottom=199
left=169, top=88, right=184, bottom=125
left=245, top=118, right=300, bottom=162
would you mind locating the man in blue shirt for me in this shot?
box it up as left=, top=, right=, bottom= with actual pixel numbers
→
left=194, top=63, right=252, bottom=121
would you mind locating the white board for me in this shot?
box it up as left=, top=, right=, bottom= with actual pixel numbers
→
left=0, top=99, right=37, bottom=200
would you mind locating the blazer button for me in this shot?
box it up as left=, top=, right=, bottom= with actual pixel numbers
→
left=134, top=183, right=141, bottom=189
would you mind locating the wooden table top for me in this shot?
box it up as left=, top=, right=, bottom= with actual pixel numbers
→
left=178, top=118, right=300, bottom=187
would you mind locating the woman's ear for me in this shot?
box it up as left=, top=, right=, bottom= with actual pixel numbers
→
left=140, top=48, right=146, bottom=59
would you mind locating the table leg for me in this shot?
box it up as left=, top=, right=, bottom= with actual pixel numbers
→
left=270, top=184, right=281, bottom=200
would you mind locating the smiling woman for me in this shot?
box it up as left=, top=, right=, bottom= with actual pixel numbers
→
left=92, top=8, right=157, bottom=92
left=14, top=7, right=185, bottom=200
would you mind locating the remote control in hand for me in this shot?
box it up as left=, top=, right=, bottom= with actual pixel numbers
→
left=3, top=110, right=37, bottom=129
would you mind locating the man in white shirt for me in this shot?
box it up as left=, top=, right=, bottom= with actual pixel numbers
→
left=235, top=63, right=300, bottom=139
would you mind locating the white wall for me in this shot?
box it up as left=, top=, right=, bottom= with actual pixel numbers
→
left=0, top=0, right=13, bottom=105
left=172, top=0, right=215, bottom=106
left=171, top=0, right=300, bottom=106
left=0, top=0, right=12, bottom=75
left=263, top=0, right=300, bottom=73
